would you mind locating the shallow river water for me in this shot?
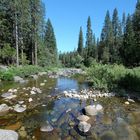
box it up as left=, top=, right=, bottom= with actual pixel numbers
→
left=0, top=76, right=140, bottom=140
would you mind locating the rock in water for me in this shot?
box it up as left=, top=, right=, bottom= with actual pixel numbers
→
left=40, top=124, right=54, bottom=132
left=38, top=72, right=47, bottom=76
left=1, top=92, right=13, bottom=98
left=28, top=98, right=33, bottom=102
left=96, top=104, right=103, bottom=111
left=84, top=105, right=97, bottom=116
left=30, top=91, right=36, bottom=95
left=40, top=83, right=45, bottom=86
left=77, top=115, right=90, bottom=122
left=128, top=98, right=135, bottom=103
left=13, top=76, right=23, bottom=82
left=125, top=101, right=130, bottom=105
left=14, top=104, right=26, bottom=113
left=0, top=129, right=18, bottom=140
left=78, top=121, right=91, bottom=133
left=0, top=104, right=9, bottom=115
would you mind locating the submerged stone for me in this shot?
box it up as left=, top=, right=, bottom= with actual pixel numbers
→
left=0, top=104, right=9, bottom=116
left=77, top=115, right=90, bottom=122
left=14, top=104, right=26, bottom=113
left=1, top=92, right=13, bottom=98
left=96, top=104, right=103, bottom=111
left=84, top=105, right=97, bottom=116
left=78, top=121, right=91, bottom=133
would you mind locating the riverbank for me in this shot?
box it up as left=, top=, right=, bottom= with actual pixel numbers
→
left=0, top=65, right=58, bottom=81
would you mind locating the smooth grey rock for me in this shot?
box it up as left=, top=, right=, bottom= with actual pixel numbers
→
left=14, top=104, right=26, bottom=113
left=1, top=92, right=13, bottom=98
left=38, top=72, right=47, bottom=76
left=40, top=124, right=54, bottom=132
left=78, top=121, right=91, bottom=133
left=77, top=115, right=90, bottom=122
left=18, top=101, right=24, bottom=104
left=1, top=92, right=17, bottom=99
left=0, top=129, right=18, bottom=140
left=84, top=105, right=97, bottom=116
left=30, top=90, right=36, bottom=95
left=28, top=98, right=33, bottom=102
left=14, top=76, right=23, bottom=82
left=40, top=83, right=45, bottom=86
left=128, top=98, right=135, bottom=103
left=0, top=104, right=9, bottom=115
left=96, top=104, right=103, bottom=111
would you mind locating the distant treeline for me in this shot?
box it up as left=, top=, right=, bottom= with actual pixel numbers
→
left=59, top=1, right=140, bottom=68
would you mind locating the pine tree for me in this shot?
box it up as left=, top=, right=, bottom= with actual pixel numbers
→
left=133, top=0, right=140, bottom=66
left=122, top=12, right=126, bottom=34
left=44, top=19, right=57, bottom=65
left=85, top=16, right=93, bottom=57
left=120, top=14, right=135, bottom=66
left=112, top=8, right=122, bottom=63
left=100, top=11, right=113, bottom=63
left=77, top=27, right=83, bottom=55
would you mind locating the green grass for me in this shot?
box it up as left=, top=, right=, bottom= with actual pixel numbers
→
left=0, top=65, right=58, bottom=81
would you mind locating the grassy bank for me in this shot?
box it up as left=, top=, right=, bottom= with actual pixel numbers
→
left=0, top=65, right=58, bottom=81
left=87, top=62, right=140, bottom=92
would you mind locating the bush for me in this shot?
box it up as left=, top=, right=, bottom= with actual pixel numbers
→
left=87, top=61, right=140, bottom=92
left=8, top=65, right=45, bottom=78
left=1, top=71, right=14, bottom=81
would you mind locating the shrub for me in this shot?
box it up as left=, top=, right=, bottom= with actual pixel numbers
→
left=87, top=62, right=140, bottom=92
left=8, top=65, right=44, bottom=78
left=1, top=71, right=14, bottom=81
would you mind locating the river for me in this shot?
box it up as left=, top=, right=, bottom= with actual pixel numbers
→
left=0, top=75, right=140, bottom=140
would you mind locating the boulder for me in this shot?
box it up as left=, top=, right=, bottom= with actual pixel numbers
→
left=128, top=98, right=135, bottom=103
left=0, top=104, right=9, bottom=115
left=40, top=123, right=54, bottom=132
left=28, top=98, right=33, bottom=102
left=84, top=105, right=97, bottom=116
left=78, top=121, right=91, bottom=133
left=77, top=115, right=90, bottom=122
left=125, top=101, right=130, bottom=105
left=40, top=83, right=45, bottom=86
left=8, top=89, right=17, bottom=93
left=13, top=76, right=23, bottom=82
left=14, top=104, right=26, bottom=113
left=1, top=92, right=17, bottom=100
left=0, top=129, right=18, bottom=140
left=96, top=104, right=103, bottom=111
left=1, top=92, right=13, bottom=98
left=30, top=90, right=36, bottom=95
left=38, top=72, right=47, bottom=76
left=18, top=101, right=24, bottom=105
left=31, top=87, right=42, bottom=94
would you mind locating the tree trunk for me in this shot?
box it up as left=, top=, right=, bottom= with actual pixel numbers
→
left=21, top=37, right=24, bottom=65
left=15, top=12, right=19, bottom=67
left=35, top=40, right=38, bottom=65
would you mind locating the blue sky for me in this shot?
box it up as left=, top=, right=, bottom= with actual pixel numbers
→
left=42, top=0, right=137, bottom=52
